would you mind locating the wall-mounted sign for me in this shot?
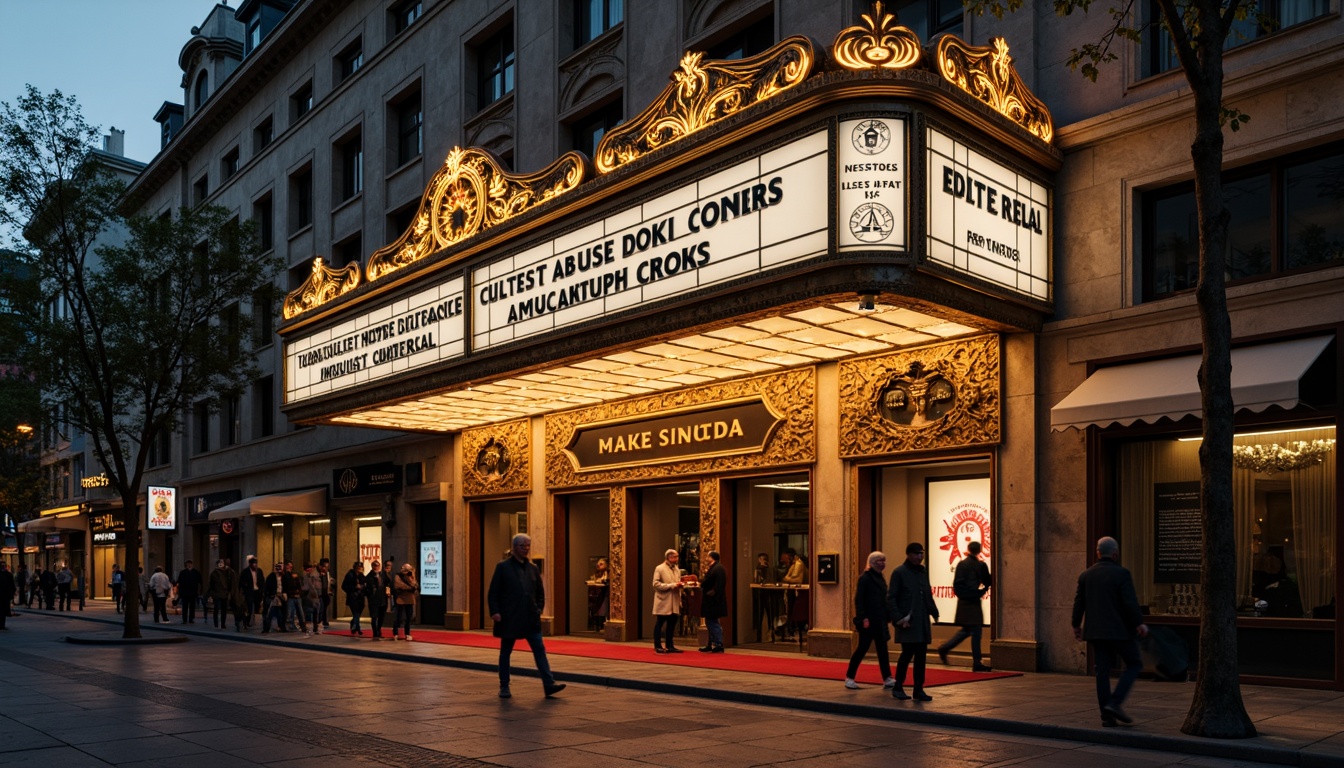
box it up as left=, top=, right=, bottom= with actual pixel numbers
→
left=333, top=462, right=403, bottom=498
left=147, top=486, right=177, bottom=530
left=473, top=132, right=828, bottom=349
left=81, top=472, right=110, bottom=489
left=564, top=398, right=783, bottom=471
left=285, top=277, right=466, bottom=404
left=188, top=490, right=243, bottom=524
left=45, top=533, right=64, bottom=547
left=926, top=128, right=1050, bottom=302
left=92, top=530, right=123, bottom=545
left=419, top=540, right=443, bottom=597
left=837, top=118, right=907, bottom=251
left=927, top=477, right=992, bottom=625
left=89, top=510, right=125, bottom=535
left=358, top=525, right=382, bottom=573
left=1154, top=481, right=1201, bottom=584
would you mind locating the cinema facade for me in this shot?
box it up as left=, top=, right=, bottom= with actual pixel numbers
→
left=278, top=13, right=1342, bottom=686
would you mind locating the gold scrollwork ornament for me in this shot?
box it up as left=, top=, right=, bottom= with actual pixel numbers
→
left=282, top=256, right=361, bottom=320
left=832, top=1, right=923, bottom=70
left=936, top=36, right=1054, bottom=143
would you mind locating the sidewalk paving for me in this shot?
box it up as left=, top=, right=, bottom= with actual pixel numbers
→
left=14, top=602, right=1344, bottom=767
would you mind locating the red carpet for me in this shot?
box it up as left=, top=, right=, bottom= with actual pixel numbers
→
left=327, top=628, right=1018, bottom=688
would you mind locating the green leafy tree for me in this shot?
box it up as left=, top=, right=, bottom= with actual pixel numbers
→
left=0, top=86, right=283, bottom=638
left=966, top=0, right=1257, bottom=738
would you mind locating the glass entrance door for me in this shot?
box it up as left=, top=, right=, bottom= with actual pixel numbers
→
left=731, top=472, right=810, bottom=650
left=562, top=492, right=610, bottom=635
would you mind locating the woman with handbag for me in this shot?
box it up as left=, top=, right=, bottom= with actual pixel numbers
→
left=392, top=563, right=418, bottom=641
left=844, top=551, right=895, bottom=690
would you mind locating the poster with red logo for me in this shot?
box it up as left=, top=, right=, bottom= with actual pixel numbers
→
left=147, top=486, right=176, bottom=530
left=927, top=477, right=991, bottom=625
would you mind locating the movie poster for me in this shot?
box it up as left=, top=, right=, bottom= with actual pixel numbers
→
left=926, top=477, right=992, bottom=624
left=147, top=486, right=177, bottom=530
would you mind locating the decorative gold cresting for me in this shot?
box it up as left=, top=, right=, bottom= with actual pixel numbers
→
left=593, top=36, right=815, bottom=173
left=461, top=418, right=532, bottom=497
left=282, top=256, right=361, bottom=320
left=608, top=487, right=626, bottom=620
left=698, top=478, right=719, bottom=576
left=364, top=147, right=586, bottom=282
left=832, top=1, right=922, bottom=71
left=936, top=36, right=1054, bottom=143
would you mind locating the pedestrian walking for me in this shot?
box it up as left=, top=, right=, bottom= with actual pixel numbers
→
left=488, top=533, right=565, bottom=699
left=318, top=558, right=334, bottom=630
left=15, top=563, right=29, bottom=612
left=651, top=549, right=683, bottom=653
left=845, top=551, right=895, bottom=690
left=149, top=566, right=172, bottom=623
left=1072, top=536, right=1149, bottom=727
left=208, top=560, right=235, bottom=628
left=110, top=563, right=125, bottom=613
left=239, top=557, right=264, bottom=628
left=392, top=563, right=418, bottom=640
left=283, top=561, right=307, bottom=633
left=887, top=542, right=939, bottom=701
left=55, top=563, right=74, bottom=610
left=0, top=562, right=15, bottom=629
left=937, top=540, right=993, bottom=672
left=40, top=565, right=57, bottom=609
left=262, top=563, right=287, bottom=633
left=341, top=560, right=366, bottom=635
left=175, top=560, right=203, bottom=623
left=699, top=550, right=727, bottom=653
left=363, top=558, right=389, bottom=639
left=300, top=563, right=323, bottom=636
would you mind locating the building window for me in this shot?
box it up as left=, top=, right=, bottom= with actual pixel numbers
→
left=388, top=201, right=418, bottom=243
left=192, top=174, right=209, bottom=206
left=1144, top=0, right=1330, bottom=78
left=576, top=0, right=623, bottom=47
left=335, top=233, right=362, bottom=267
left=148, top=427, right=171, bottom=467
left=706, top=15, right=774, bottom=60
left=338, top=131, right=363, bottom=201
left=193, top=71, right=209, bottom=111
left=222, top=146, right=240, bottom=181
left=1141, top=144, right=1344, bottom=301
left=251, top=287, right=275, bottom=348
left=248, top=18, right=262, bottom=54
left=395, top=91, right=423, bottom=166
left=391, top=0, right=422, bottom=35
left=253, top=195, right=274, bottom=252
left=193, top=401, right=211, bottom=455
left=290, top=167, right=313, bottom=232
left=253, top=376, right=275, bottom=438
left=292, top=80, right=314, bottom=121
left=337, top=38, right=364, bottom=82
left=476, top=26, right=516, bottom=111
left=254, top=116, right=274, bottom=152
left=224, top=395, right=242, bottom=447
left=571, top=101, right=622, bottom=159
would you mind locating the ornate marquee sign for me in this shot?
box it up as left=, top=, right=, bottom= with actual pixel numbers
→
left=563, top=397, right=784, bottom=472
left=283, top=257, right=360, bottom=320
left=832, top=1, right=922, bottom=71
left=936, top=36, right=1053, bottom=143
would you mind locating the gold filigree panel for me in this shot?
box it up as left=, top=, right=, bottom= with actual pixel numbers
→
left=593, top=36, right=815, bottom=173
left=363, top=147, right=586, bottom=283
left=608, top=487, right=625, bottom=620
left=546, top=369, right=815, bottom=488
left=839, top=336, right=1000, bottom=457
left=698, top=478, right=719, bottom=575
left=282, top=257, right=361, bottom=320
left=936, top=36, right=1053, bottom=144
left=832, top=1, right=922, bottom=71
left=461, top=418, right=531, bottom=497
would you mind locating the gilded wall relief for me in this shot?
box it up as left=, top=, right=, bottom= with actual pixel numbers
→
left=832, top=1, right=922, bottom=71
left=363, top=147, right=586, bottom=283
left=593, top=36, right=815, bottom=173
left=698, top=478, right=719, bottom=574
left=608, top=486, right=625, bottom=620
left=936, top=36, right=1053, bottom=143
left=282, top=256, right=361, bottom=320
left=461, top=418, right=531, bottom=497
left=545, top=369, right=815, bottom=488
left=839, top=336, right=1000, bottom=457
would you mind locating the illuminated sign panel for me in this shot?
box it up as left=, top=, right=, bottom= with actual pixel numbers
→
left=472, top=132, right=828, bottom=349
left=837, top=118, right=907, bottom=251
left=926, top=128, right=1050, bottom=302
left=285, top=278, right=466, bottom=403
left=147, top=486, right=177, bottom=530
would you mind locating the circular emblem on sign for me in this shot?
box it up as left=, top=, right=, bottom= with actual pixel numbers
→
left=937, top=505, right=992, bottom=565
left=849, top=202, right=894, bottom=243
left=474, top=438, right=511, bottom=482
left=338, top=468, right=360, bottom=495
left=851, top=119, right=891, bottom=155
left=878, top=362, right=955, bottom=427
left=220, top=519, right=235, bottom=535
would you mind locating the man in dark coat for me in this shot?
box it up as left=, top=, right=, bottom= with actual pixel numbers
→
left=0, top=562, right=15, bottom=629
left=488, top=533, right=564, bottom=699
left=937, top=540, right=993, bottom=672
left=845, top=551, right=893, bottom=689
left=342, top=560, right=367, bottom=635
left=1072, top=536, right=1149, bottom=727
left=699, top=550, right=727, bottom=653
left=364, top=558, right=390, bottom=639
left=39, top=565, right=57, bottom=609
left=887, top=542, right=939, bottom=701
left=15, top=564, right=28, bottom=612
left=175, top=560, right=203, bottom=623
left=238, top=557, right=264, bottom=628
left=262, top=563, right=287, bottom=633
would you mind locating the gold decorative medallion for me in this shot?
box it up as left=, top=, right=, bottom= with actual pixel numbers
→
left=839, top=336, right=1000, bottom=457
left=593, top=36, right=815, bottom=173
left=282, top=256, right=361, bottom=320
left=936, top=36, right=1053, bottom=143
left=832, top=1, right=922, bottom=71
left=461, top=418, right=531, bottom=497
left=364, top=147, right=586, bottom=282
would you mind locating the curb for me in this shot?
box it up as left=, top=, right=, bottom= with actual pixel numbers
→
left=26, top=610, right=1320, bottom=767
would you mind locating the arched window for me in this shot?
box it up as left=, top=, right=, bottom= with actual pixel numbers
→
left=194, top=71, right=210, bottom=111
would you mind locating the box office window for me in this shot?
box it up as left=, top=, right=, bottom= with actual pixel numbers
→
left=1113, top=424, right=1336, bottom=624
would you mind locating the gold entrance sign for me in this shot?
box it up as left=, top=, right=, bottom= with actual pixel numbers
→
left=564, top=398, right=783, bottom=472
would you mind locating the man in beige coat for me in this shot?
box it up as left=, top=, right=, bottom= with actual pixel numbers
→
left=651, top=549, right=683, bottom=653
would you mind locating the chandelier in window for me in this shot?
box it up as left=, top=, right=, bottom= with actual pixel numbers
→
left=1232, top=439, right=1336, bottom=473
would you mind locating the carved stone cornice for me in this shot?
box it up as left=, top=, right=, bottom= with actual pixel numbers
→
left=545, top=369, right=815, bottom=488
left=282, top=257, right=360, bottom=320
left=461, top=418, right=531, bottom=497
left=839, top=336, right=1001, bottom=457
left=936, top=36, right=1053, bottom=143
left=363, top=147, right=586, bottom=284
left=832, top=1, right=922, bottom=71
left=593, top=36, right=816, bottom=173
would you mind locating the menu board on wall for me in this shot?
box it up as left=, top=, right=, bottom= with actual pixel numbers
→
left=1154, top=481, right=1201, bottom=584
left=927, top=476, right=992, bottom=624
left=420, top=541, right=443, bottom=597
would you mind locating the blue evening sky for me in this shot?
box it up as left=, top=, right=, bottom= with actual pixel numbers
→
left=1, top=0, right=225, bottom=164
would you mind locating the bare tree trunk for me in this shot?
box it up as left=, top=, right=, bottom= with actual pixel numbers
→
left=121, top=489, right=142, bottom=639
